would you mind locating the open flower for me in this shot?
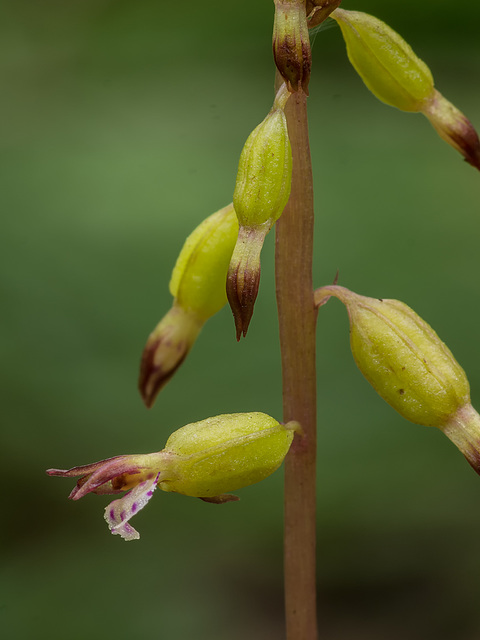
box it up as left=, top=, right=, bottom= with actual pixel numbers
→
left=48, top=413, right=299, bottom=541
left=47, top=453, right=165, bottom=540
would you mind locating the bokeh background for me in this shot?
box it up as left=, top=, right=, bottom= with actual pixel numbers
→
left=2, top=1, right=480, bottom=638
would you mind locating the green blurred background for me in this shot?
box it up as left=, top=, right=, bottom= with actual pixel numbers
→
left=2, top=1, right=480, bottom=638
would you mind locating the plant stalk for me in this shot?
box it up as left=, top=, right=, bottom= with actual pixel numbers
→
left=275, top=86, right=317, bottom=639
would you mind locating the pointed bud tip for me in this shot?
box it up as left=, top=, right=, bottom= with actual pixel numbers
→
left=226, top=227, right=266, bottom=341
left=138, top=336, right=186, bottom=408
left=227, top=263, right=259, bottom=341
left=423, top=91, right=480, bottom=171
left=138, top=305, right=202, bottom=408
left=442, top=404, right=480, bottom=475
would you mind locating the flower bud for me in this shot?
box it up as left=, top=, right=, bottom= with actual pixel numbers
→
left=315, top=284, right=480, bottom=475
left=159, top=412, right=299, bottom=498
left=273, top=0, right=312, bottom=94
left=315, top=285, right=470, bottom=428
left=139, top=204, right=238, bottom=407
left=228, top=85, right=292, bottom=338
left=233, top=84, right=292, bottom=229
left=48, top=412, right=300, bottom=540
left=331, top=8, right=480, bottom=169
left=331, top=9, right=434, bottom=112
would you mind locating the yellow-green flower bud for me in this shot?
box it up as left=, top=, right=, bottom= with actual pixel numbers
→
left=233, top=85, right=292, bottom=229
left=48, top=412, right=300, bottom=540
left=315, top=285, right=470, bottom=428
left=139, top=204, right=238, bottom=408
left=273, top=0, right=311, bottom=94
left=159, top=412, right=299, bottom=498
left=228, top=85, right=292, bottom=339
left=315, top=284, right=480, bottom=475
left=331, top=8, right=480, bottom=169
left=331, top=8, right=434, bottom=112
left=169, top=203, right=239, bottom=321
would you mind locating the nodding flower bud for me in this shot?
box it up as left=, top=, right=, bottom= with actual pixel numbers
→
left=273, top=0, right=312, bottom=94
left=48, top=412, right=300, bottom=540
left=233, top=85, right=292, bottom=229
left=228, top=85, right=292, bottom=339
left=331, top=9, right=434, bottom=112
left=331, top=8, right=480, bottom=170
left=315, top=285, right=480, bottom=475
left=139, top=204, right=238, bottom=408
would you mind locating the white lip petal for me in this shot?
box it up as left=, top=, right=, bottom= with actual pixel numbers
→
left=103, top=473, right=160, bottom=541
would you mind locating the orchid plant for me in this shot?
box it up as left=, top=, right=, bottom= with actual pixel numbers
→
left=48, top=2, right=480, bottom=639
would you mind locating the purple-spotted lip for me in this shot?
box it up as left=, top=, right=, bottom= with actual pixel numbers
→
left=105, top=472, right=161, bottom=541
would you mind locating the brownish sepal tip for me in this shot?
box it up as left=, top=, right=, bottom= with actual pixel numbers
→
left=227, top=260, right=261, bottom=341
left=273, top=40, right=311, bottom=95
left=138, top=337, right=189, bottom=408
left=455, top=124, right=480, bottom=171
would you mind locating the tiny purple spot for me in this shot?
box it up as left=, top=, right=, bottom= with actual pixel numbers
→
left=120, top=510, right=126, bottom=521
left=147, top=490, right=153, bottom=497
left=131, top=502, right=138, bottom=514
left=109, top=508, right=115, bottom=520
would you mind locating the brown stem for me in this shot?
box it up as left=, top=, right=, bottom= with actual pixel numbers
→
left=275, top=86, right=317, bottom=638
